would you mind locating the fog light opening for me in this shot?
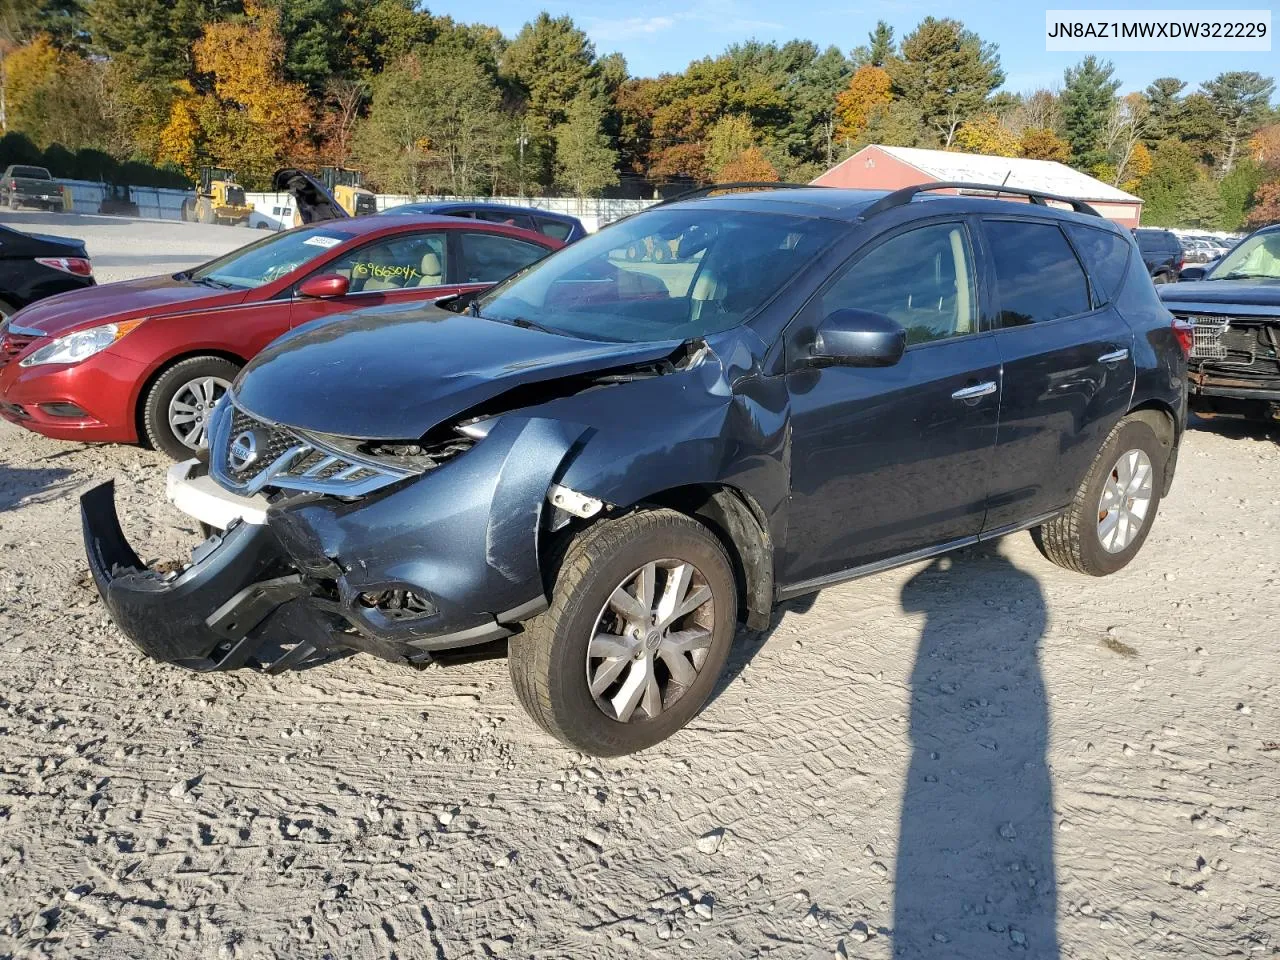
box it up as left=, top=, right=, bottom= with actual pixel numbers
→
left=357, top=588, right=436, bottom=621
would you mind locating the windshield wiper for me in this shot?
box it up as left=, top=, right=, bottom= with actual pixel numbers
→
left=195, top=276, right=237, bottom=289
left=1213, top=272, right=1272, bottom=281
left=507, top=316, right=561, bottom=336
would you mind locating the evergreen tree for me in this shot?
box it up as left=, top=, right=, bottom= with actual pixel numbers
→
left=1062, top=56, right=1120, bottom=170
left=890, top=17, right=1003, bottom=147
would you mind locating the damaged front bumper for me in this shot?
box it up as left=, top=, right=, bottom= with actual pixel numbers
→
left=82, top=415, right=587, bottom=672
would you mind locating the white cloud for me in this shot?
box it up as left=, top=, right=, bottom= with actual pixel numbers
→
left=586, top=1, right=781, bottom=45
left=588, top=15, right=678, bottom=41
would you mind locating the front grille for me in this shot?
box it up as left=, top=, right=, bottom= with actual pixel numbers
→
left=227, top=406, right=298, bottom=473
left=210, top=400, right=417, bottom=498
left=225, top=187, right=246, bottom=207
left=1186, top=315, right=1229, bottom=360
left=1179, top=314, right=1271, bottom=367
left=0, top=330, right=35, bottom=368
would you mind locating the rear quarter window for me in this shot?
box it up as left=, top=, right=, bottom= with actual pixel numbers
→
left=536, top=218, right=574, bottom=241
left=1064, top=224, right=1132, bottom=305
left=984, top=219, right=1091, bottom=326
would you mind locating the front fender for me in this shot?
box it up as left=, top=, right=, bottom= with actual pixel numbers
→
left=270, top=415, right=588, bottom=632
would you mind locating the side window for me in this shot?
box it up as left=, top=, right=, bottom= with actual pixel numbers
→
left=536, top=217, right=574, bottom=241
left=474, top=209, right=537, bottom=231
left=1064, top=224, right=1131, bottom=306
left=321, top=232, right=448, bottom=292
left=984, top=220, right=1090, bottom=326
left=821, top=222, right=978, bottom=346
left=459, top=232, right=548, bottom=283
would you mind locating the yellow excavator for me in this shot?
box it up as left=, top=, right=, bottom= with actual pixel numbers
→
left=182, top=167, right=253, bottom=226
left=322, top=166, right=377, bottom=217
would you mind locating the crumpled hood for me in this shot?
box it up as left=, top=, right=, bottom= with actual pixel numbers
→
left=10, top=274, right=244, bottom=336
left=1159, top=279, right=1280, bottom=313
left=234, top=303, right=684, bottom=439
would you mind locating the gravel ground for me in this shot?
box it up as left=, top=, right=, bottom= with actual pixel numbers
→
left=1, top=214, right=1278, bottom=959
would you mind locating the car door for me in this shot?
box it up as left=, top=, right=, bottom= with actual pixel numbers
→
left=289, top=231, right=473, bottom=327
left=781, top=218, right=1002, bottom=587
left=978, top=217, right=1136, bottom=532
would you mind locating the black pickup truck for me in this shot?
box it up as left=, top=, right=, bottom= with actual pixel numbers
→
left=0, top=165, right=65, bottom=212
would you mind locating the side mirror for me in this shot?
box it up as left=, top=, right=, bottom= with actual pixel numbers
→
left=297, top=274, right=349, bottom=298
left=810, top=308, right=906, bottom=368
left=1177, top=266, right=1206, bottom=282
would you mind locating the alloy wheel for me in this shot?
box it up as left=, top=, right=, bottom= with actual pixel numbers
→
left=586, top=559, right=716, bottom=723
left=168, top=376, right=231, bottom=450
left=1097, top=448, right=1153, bottom=553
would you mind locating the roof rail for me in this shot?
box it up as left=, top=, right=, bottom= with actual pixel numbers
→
left=860, top=181, right=1102, bottom=220
left=655, top=181, right=822, bottom=207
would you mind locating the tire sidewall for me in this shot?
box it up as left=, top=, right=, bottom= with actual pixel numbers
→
left=144, top=357, right=238, bottom=460
left=1076, top=419, right=1165, bottom=575
left=544, top=519, right=737, bottom=755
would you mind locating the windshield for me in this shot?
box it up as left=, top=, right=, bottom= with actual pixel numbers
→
left=1208, top=230, right=1280, bottom=280
left=189, top=224, right=357, bottom=289
left=474, top=208, right=843, bottom=342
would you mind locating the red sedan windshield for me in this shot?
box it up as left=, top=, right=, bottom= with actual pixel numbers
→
left=189, top=224, right=358, bottom=290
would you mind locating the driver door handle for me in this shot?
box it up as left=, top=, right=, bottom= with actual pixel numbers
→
left=951, top=381, right=997, bottom=401
left=1098, top=348, right=1129, bottom=364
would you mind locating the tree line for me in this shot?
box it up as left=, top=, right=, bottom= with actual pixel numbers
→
left=2, top=3, right=1278, bottom=227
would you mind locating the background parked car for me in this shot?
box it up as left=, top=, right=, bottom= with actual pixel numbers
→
left=1159, top=222, right=1280, bottom=424
left=0, top=223, right=94, bottom=321
left=381, top=201, right=588, bottom=243
left=0, top=164, right=67, bottom=212
left=1133, top=227, right=1183, bottom=283
left=1, top=209, right=560, bottom=458
left=1181, top=237, right=1220, bottom=264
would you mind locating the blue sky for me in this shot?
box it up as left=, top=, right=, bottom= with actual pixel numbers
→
left=432, top=0, right=1277, bottom=96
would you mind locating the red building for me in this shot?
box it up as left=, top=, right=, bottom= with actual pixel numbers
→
left=813, top=145, right=1144, bottom=228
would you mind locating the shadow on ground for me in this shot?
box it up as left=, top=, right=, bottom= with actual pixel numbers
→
left=717, top=542, right=1059, bottom=958
left=0, top=464, right=76, bottom=514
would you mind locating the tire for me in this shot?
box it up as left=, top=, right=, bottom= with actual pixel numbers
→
left=8, top=195, right=19, bottom=211
left=181, top=199, right=195, bottom=222
left=0, top=298, right=18, bottom=320
left=1153, top=271, right=1173, bottom=285
left=199, top=204, right=214, bottom=225
left=509, top=508, right=738, bottom=756
left=141, top=356, right=240, bottom=460
left=1031, top=416, right=1165, bottom=577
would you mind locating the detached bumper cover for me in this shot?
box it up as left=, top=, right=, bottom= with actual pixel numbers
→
left=80, top=415, right=585, bottom=672
left=82, top=481, right=311, bottom=670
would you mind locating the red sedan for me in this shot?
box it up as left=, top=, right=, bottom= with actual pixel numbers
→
left=0, top=212, right=561, bottom=458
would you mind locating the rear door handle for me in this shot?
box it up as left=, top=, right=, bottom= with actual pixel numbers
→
left=951, top=381, right=997, bottom=401
left=1098, top=348, right=1129, bottom=364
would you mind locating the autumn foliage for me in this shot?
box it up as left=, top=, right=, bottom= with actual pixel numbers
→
left=834, top=66, right=893, bottom=142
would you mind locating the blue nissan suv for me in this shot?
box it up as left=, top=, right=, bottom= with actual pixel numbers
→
left=83, top=182, right=1189, bottom=755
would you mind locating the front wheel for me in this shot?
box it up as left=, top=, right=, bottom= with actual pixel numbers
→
left=1031, top=416, right=1165, bottom=576
left=142, top=356, right=239, bottom=460
left=509, top=509, right=738, bottom=756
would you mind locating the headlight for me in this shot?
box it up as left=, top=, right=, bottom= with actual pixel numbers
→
left=19, top=320, right=142, bottom=367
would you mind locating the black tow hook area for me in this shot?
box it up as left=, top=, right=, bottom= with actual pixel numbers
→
left=81, top=481, right=305, bottom=671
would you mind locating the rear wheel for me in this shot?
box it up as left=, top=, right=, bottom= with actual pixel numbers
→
left=1031, top=416, right=1165, bottom=576
left=1153, top=270, right=1174, bottom=284
left=509, top=509, right=738, bottom=756
left=142, top=356, right=239, bottom=460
